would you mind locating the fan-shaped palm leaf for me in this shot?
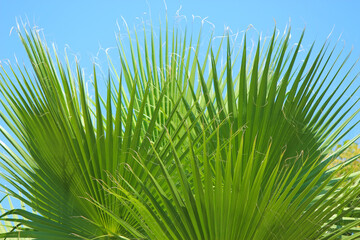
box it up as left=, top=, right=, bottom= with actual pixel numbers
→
left=0, top=20, right=359, bottom=239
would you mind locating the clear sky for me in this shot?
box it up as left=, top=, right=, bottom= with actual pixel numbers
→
left=1, top=0, right=360, bottom=209
left=1, top=0, right=360, bottom=131
left=2, top=0, right=360, bottom=64
left=1, top=0, right=360, bottom=134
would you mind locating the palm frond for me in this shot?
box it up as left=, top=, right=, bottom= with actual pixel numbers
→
left=0, top=20, right=359, bottom=239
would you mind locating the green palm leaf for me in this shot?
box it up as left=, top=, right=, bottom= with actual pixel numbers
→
left=0, top=19, right=359, bottom=239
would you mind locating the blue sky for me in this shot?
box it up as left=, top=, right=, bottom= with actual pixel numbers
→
left=2, top=0, right=360, bottom=65
left=1, top=0, right=360, bottom=133
left=0, top=0, right=360, bottom=136
left=2, top=0, right=360, bottom=137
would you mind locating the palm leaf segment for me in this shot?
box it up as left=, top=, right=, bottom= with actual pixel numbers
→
left=0, top=21, right=359, bottom=239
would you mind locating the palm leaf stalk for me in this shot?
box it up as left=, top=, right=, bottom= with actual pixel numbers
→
left=0, top=19, right=359, bottom=239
